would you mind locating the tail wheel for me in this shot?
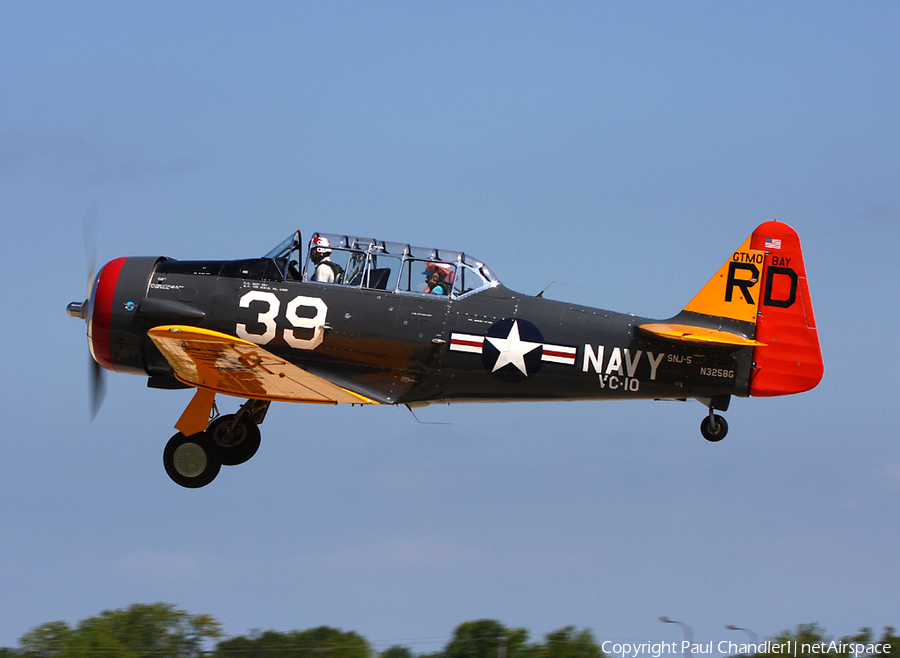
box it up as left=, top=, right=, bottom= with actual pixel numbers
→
left=163, top=432, right=222, bottom=488
left=208, top=414, right=261, bottom=466
left=700, top=414, right=728, bottom=442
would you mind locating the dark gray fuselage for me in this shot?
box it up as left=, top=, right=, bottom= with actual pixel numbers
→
left=114, top=257, right=753, bottom=407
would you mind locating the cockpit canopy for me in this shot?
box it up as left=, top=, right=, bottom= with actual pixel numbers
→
left=264, top=231, right=499, bottom=299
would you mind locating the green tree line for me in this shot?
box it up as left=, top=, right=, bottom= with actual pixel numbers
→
left=753, top=623, right=899, bottom=658
left=1, top=604, right=896, bottom=658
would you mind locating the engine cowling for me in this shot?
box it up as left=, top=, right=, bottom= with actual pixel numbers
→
left=86, top=256, right=168, bottom=375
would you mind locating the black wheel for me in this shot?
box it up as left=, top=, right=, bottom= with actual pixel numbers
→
left=208, top=414, right=261, bottom=466
left=163, top=432, right=221, bottom=488
left=700, top=414, right=728, bottom=442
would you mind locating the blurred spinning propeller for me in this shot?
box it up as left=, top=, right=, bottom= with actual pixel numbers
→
left=66, top=199, right=106, bottom=418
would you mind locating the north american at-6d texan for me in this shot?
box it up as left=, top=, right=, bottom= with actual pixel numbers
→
left=67, top=221, right=822, bottom=488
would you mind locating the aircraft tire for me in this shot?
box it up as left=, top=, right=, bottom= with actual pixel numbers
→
left=208, top=415, right=261, bottom=466
left=700, top=414, right=728, bottom=442
left=163, top=432, right=222, bottom=488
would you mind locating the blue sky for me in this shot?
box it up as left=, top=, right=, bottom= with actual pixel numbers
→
left=2, top=1, right=899, bottom=652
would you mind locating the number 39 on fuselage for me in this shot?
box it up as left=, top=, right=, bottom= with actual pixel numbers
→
left=67, top=221, right=823, bottom=488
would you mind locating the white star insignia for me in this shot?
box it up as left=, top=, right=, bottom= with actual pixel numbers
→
left=485, top=320, right=541, bottom=375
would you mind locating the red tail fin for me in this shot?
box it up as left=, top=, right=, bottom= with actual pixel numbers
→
left=748, top=221, right=823, bottom=396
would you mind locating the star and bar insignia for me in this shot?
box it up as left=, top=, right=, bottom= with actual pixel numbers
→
left=449, top=318, right=576, bottom=381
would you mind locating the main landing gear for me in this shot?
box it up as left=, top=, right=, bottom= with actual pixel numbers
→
left=163, top=399, right=269, bottom=488
left=699, top=394, right=729, bottom=442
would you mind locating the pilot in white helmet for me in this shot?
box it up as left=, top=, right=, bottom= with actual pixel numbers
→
left=310, top=236, right=342, bottom=283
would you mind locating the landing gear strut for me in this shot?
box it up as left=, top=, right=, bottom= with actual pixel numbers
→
left=700, top=411, right=728, bottom=442
left=699, top=394, right=729, bottom=442
left=163, top=398, right=270, bottom=488
left=208, top=401, right=267, bottom=466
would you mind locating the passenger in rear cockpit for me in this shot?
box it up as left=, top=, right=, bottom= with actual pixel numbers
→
left=424, top=263, right=453, bottom=295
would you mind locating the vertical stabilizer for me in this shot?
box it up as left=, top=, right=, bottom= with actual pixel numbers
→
left=684, top=234, right=765, bottom=324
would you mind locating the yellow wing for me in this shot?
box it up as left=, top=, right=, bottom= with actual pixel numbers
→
left=147, top=325, right=379, bottom=405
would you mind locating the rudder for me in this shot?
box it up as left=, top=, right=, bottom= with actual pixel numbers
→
left=747, top=221, right=823, bottom=396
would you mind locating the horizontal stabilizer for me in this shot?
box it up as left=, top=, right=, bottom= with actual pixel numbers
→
left=638, top=323, right=764, bottom=347
left=148, top=325, right=379, bottom=405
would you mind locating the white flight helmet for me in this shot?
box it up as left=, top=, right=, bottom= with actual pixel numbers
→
left=311, top=236, right=332, bottom=262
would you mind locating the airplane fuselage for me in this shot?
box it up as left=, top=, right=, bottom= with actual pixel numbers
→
left=106, top=257, right=750, bottom=407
